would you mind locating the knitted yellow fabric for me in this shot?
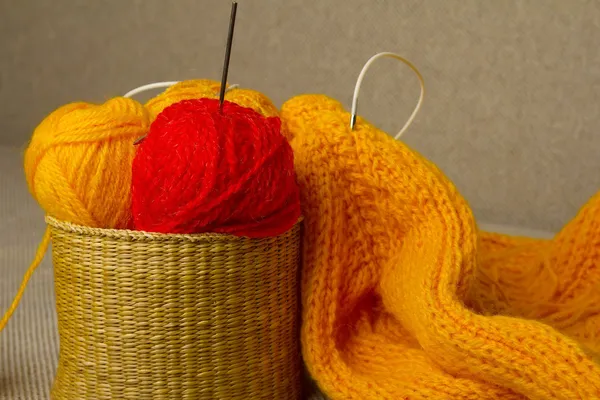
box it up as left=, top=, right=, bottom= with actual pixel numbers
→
left=280, top=94, right=600, bottom=400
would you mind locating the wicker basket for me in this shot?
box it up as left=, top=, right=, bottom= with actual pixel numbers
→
left=46, top=216, right=303, bottom=400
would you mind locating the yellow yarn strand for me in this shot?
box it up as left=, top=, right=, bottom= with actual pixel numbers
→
left=0, top=97, right=151, bottom=332
left=0, top=228, right=51, bottom=333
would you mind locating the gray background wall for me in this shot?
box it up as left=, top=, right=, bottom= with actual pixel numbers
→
left=1, top=0, right=599, bottom=232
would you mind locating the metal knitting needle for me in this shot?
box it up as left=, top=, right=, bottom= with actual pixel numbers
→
left=134, top=2, right=238, bottom=145
left=219, top=1, right=238, bottom=113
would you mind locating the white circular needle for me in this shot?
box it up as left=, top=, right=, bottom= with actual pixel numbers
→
left=124, top=82, right=239, bottom=98
left=350, top=52, right=425, bottom=140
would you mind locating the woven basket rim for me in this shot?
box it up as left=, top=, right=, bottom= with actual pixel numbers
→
left=46, top=215, right=303, bottom=243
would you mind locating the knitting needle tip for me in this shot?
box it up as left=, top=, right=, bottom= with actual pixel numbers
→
left=350, top=114, right=357, bottom=130
left=219, top=1, right=238, bottom=113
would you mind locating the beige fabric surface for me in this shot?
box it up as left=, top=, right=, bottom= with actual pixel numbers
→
left=0, top=145, right=552, bottom=399
left=0, top=146, right=56, bottom=400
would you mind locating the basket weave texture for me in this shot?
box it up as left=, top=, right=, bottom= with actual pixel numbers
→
left=47, top=216, right=302, bottom=400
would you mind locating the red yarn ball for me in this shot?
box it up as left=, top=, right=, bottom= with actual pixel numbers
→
left=131, top=98, right=301, bottom=237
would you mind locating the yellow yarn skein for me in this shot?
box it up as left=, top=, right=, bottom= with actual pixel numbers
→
left=24, top=97, right=150, bottom=229
left=145, top=79, right=279, bottom=119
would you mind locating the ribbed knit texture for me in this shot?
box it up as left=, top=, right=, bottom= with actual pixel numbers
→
left=280, top=94, right=600, bottom=400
